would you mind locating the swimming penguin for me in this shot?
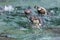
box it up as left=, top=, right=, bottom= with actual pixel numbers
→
left=24, top=9, right=31, bottom=15
left=34, top=5, right=47, bottom=15
left=30, top=16, right=42, bottom=29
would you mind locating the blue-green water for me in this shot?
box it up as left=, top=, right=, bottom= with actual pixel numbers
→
left=0, top=0, right=60, bottom=40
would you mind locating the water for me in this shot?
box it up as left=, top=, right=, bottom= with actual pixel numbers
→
left=0, top=0, right=60, bottom=40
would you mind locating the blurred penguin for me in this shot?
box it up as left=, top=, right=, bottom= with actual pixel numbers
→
left=34, top=5, right=47, bottom=16
left=30, top=16, right=42, bottom=29
left=24, top=7, right=32, bottom=19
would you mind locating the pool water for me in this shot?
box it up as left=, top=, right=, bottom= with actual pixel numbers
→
left=0, top=0, right=60, bottom=40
